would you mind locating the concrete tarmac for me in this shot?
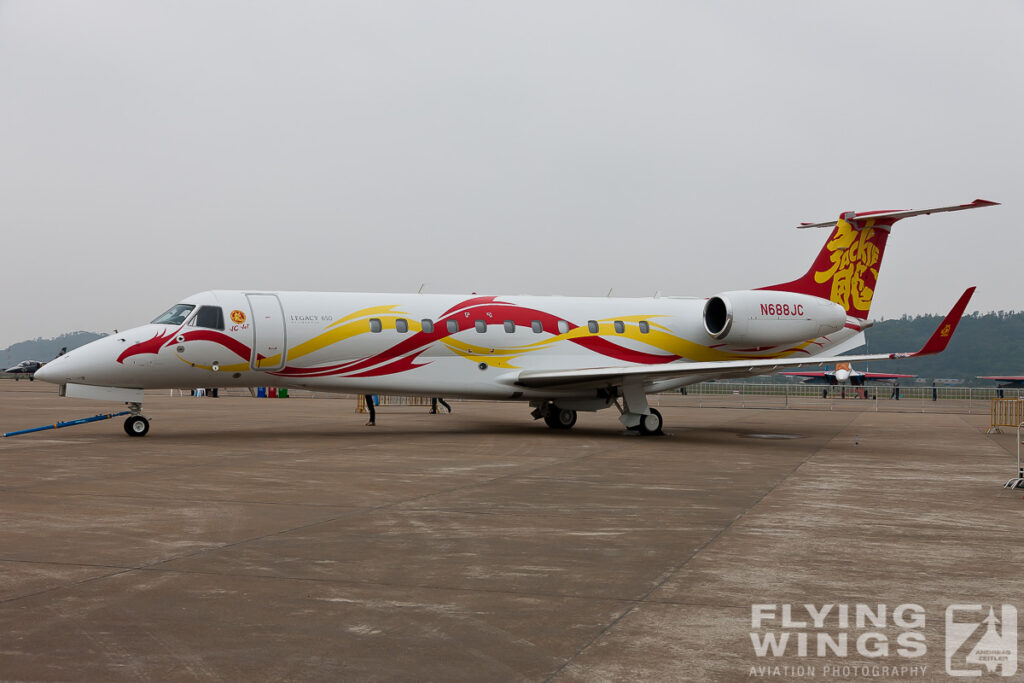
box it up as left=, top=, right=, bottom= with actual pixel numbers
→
left=1, top=381, right=1022, bottom=681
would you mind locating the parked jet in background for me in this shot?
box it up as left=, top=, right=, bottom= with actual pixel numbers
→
left=781, top=362, right=916, bottom=386
left=3, top=360, right=44, bottom=381
left=34, top=200, right=995, bottom=437
left=977, top=376, right=1024, bottom=389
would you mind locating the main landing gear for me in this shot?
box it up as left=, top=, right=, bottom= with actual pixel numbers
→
left=630, top=408, right=664, bottom=436
left=531, top=387, right=665, bottom=436
left=613, top=383, right=664, bottom=436
left=543, top=406, right=578, bottom=430
left=123, top=402, right=149, bottom=437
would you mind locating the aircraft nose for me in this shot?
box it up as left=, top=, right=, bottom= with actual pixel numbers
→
left=32, top=340, right=108, bottom=385
left=835, top=369, right=850, bottom=382
left=31, top=358, right=70, bottom=385
left=33, top=332, right=155, bottom=387
left=32, top=361, right=59, bottom=383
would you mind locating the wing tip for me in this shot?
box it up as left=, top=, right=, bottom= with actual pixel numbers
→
left=912, top=286, right=975, bottom=357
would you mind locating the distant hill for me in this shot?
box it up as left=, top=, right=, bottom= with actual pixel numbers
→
left=2, top=332, right=105, bottom=366
left=860, top=310, right=1024, bottom=385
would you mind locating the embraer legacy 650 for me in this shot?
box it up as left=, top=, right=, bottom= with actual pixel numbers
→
left=35, top=200, right=996, bottom=437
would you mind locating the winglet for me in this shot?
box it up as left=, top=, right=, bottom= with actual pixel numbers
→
left=895, top=287, right=975, bottom=358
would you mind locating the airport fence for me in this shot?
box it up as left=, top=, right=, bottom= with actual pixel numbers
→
left=209, top=382, right=1017, bottom=417
left=8, top=378, right=1015, bottom=418
left=655, top=382, right=1022, bottom=415
left=356, top=394, right=433, bottom=413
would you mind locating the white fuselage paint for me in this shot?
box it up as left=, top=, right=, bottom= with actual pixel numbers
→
left=37, top=290, right=859, bottom=402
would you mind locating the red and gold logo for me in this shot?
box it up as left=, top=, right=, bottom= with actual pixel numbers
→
left=814, top=220, right=881, bottom=314
left=940, top=324, right=951, bottom=338
left=230, top=310, right=247, bottom=324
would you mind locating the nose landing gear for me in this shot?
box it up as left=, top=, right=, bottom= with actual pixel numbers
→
left=123, top=402, right=150, bottom=437
left=124, top=416, right=150, bottom=437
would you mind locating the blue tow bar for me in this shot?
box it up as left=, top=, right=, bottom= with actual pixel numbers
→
left=2, top=411, right=133, bottom=437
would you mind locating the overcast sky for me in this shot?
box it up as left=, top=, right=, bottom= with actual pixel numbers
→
left=1, top=1, right=1020, bottom=348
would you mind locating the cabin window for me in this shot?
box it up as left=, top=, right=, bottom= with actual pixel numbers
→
left=369, top=318, right=382, bottom=333
left=191, top=305, right=224, bottom=330
left=639, top=320, right=650, bottom=334
left=531, top=320, right=543, bottom=333
left=503, top=320, right=515, bottom=333
left=587, top=320, right=599, bottom=333
left=557, top=320, right=569, bottom=334
left=152, top=303, right=195, bottom=325
left=475, top=320, right=487, bottom=333
left=447, top=319, right=459, bottom=334
left=421, top=319, right=434, bottom=333
left=614, top=320, right=626, bottom=334
left=396, top=318, right=409, bottom=333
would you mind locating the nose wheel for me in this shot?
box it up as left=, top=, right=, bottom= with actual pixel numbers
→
left=124, top=415, right=150, bottom=437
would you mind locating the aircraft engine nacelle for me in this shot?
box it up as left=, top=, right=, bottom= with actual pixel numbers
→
left=702, top=290, right=846, bottom=347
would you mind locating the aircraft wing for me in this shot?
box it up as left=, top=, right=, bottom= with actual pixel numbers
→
left=777, top=370, right=834, bottom=385
left=860, top=372, right=916, bottom=381
left=777, top=369, right=916, bottom=379
left=513, top=288, right=973, bottom=391
left=776, top=369, right=914, bottom=385
left=978, top=376, right=1024, bottom=388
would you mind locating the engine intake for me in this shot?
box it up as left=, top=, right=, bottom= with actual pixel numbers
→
left=703, top=290, right=846, bottom=347
left=703, top=296, right=733, bottom=338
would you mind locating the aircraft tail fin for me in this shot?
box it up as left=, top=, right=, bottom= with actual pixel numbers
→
left=759, top=199, right=996, bottom=320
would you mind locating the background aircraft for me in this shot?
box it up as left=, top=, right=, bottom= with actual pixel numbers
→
left=781, top=362, right=916, bottom=386
left=33, top=200, right=993, bottom=437
left=3, top=360, right=44, bottom=381
left=977, top=376, right=1024, bottom=389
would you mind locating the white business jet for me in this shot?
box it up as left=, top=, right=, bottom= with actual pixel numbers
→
left=35, top=200, right=996, bottom=437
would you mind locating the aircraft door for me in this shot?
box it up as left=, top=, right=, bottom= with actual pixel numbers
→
left=246, top=294, right=287, bottom=371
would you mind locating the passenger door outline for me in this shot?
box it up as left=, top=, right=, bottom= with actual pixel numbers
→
left=246, top=293, right=287, bottom=371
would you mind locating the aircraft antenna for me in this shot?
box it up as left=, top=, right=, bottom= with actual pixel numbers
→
left=606, top=288, right=614, bottom=297
left=417, top=283, right=426, bottom=294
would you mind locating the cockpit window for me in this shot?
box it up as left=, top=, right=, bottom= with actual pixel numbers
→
left=152, top=304, right=196, bottom=325
left=190, top=305, right=225, bottom=330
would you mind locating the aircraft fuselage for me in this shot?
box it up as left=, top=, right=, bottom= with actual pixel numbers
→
left=37, top=290, right=855, bottom=400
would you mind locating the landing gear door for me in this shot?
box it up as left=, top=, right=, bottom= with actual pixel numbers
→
left=246, top=293, right=287, bottom=371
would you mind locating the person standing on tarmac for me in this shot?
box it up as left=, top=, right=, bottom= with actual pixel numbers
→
left=429, top=397, right=452, bottom=414
left=364, top=394, right=376, bottom=426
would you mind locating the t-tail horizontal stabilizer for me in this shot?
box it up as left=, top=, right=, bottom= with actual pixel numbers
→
left=796, top=199, right=999, bottom=229
left=762, top=199, right=994, bottom=322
